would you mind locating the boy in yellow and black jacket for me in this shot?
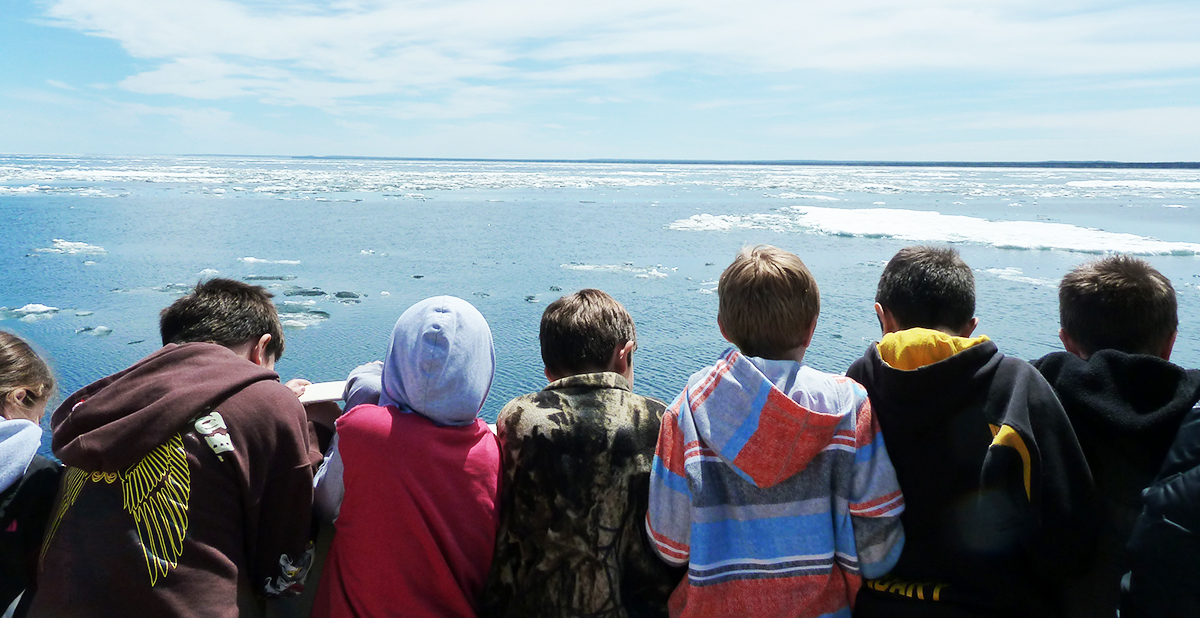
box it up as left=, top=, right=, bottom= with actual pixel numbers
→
left=846, top=246, right=1098, bottom=618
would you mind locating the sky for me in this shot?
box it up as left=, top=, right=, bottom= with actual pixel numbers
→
left=2, top=0, right=1199, bottom=161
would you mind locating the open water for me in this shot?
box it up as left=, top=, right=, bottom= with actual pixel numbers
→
left=2, top=156, right=1199, bottom=453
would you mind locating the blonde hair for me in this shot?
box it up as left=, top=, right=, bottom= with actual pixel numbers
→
left=0, top=331, right=55, bottom=410
left=718, top=245, right=820, bottom=359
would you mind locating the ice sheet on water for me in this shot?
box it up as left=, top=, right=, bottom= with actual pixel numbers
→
left=34, top=239, right=106, bottom=255
left=982, top=268, right=1056, bottom=287
left=669, top=206, right=1200, bottom=255
left=560, top=262, right=673, bottom=278
left=241, top=257, right=301, bottom=265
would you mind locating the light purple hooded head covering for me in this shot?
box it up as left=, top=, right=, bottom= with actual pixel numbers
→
left=379, top=296, right=495, bottom=426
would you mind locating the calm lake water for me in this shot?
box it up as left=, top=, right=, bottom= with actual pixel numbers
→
left=3, top=156, right=1199, bottom=453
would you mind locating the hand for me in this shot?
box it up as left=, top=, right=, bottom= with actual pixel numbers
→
left=285, top=378, right=311, bottom=399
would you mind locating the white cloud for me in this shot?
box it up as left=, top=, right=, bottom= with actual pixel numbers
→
left=42, top=0, right=1200, bottom=113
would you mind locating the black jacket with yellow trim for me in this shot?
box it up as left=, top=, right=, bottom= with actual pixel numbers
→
left=847, top=331, right=1098, bottom=618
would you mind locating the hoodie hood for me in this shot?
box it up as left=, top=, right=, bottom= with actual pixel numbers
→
left=380, top=296, right=495, bottom=426
left=1034, top=350, right=1200, bottom=435
left=877, top=328, right=991, bottom=371
left=0, top=418, right=42, bottom=493
left=685, top=348, right=859, bottom=489
left=51, top=342, right=280, bottom=472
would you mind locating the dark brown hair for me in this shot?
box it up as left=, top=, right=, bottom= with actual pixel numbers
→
left=0, top=331, right=55, bottom=409
left=540, top=289, right=636, bottom=377
left=160, top=278, right=285, bottom=360
left=1059, top=255, right=1177, bottom=356
left=718, top=245, right=820, bottom=359
left=876, top=246, right=975, bottom=332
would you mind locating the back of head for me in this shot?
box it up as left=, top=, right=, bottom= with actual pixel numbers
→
left=540, top=289, right=635, bottom=377
left=1059, top=255, right=1177, bottom=356
left=0, top=331, right=55, bottom=407
left=876, top=246, right=975, bottom=332
left=718, top=245, right=820, bottom=359
left=159, top=278, right=285, bottom=360
left=381, top=296, right=495, bottom=426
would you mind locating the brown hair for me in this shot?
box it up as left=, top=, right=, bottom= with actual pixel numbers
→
left=1059, top=255, right=1177, bottom=356
left=875, top=246, right=975, bottom=332
left=718, top=245, right=820, bottom=359
left=160, top=278, right=285, bottom=360
left=540, top=289, right=636, bottom=377
left=0, top=331, right=55, bottom=411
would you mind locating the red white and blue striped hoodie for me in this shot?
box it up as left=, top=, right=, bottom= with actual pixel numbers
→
left=646, top=348, right=905, bottom=618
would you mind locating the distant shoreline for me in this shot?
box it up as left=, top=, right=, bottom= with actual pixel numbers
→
left=3, top=153, right=1198, bottom=169
left=289, top=156, right=1200, bottom=170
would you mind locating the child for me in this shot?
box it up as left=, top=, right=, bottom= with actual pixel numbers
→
left=0, top=331, right=60, bottom=618
left=1030, top=255, right=1200, bottom=616
left=312, top=296, right=501, bottom=618
left=646, top=245, right=905, bottom=618
left=846, top=246, right=1096, bottom=618
left=481, top=289, right=682, bottom=617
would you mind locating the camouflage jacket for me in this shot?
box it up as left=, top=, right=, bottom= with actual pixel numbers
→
left=480, top=372, right=683, bottom=618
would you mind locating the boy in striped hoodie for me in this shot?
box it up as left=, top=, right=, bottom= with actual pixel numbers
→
left=646, top=245, right=905, bottom=618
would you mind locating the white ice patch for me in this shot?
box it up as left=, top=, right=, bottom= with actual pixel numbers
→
left=777, top=193, right=840, bottom=201
left=669, top=206, right=1200, bottom=255
left=1068, top=180, right=1200, bottom=190
left=1164, top=204, right=1189, bottom=209
left=14, top=304, right=59, bottom=315
left=560, top=263, right=673, bottom=278
left=34, top=239, right=106, bottom=255
left=199, top=268, right=220, bottom=277
left=240, top=257, right=301, bottom=265
left=279, top=311, right=329, bottom=328
left=982, top=268, right=1056, bottom=286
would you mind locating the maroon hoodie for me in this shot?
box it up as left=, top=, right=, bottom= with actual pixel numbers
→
left=33, top=342, right=322, bottom=618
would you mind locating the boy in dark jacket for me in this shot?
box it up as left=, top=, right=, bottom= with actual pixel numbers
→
left=847, top=245, right=1097, bottom=618
left=1031, top=255, right=1200, bottom=617
left=33, top=279, right=322, bottom=617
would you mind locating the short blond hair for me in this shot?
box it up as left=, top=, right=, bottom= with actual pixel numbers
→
left=718, top=245, right=820, bottom=359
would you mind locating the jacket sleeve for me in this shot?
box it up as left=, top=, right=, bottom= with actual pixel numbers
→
left=312, top=434, right=345, bottom=524
left=841, top=392, right=905, bottom=579
left=1123, top=404, right=1200, bottom=618
left=246, top=391, right=318, bottom=598
left=645, top=394, right=693, bottom=567
left=985, top=362, right=1098, bottom=580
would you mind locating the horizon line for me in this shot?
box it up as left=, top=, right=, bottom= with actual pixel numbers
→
left=4, top=153, right=1199, bottom=169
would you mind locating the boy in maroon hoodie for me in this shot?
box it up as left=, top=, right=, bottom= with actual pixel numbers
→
left=33, top=279, right=322, bottom=618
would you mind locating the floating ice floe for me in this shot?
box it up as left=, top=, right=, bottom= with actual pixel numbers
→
left=14, top=304, right=59, bottom=315
left=244, top=275, right=296, bottom=281
left=1068, top=180, right=1200, bottom=190
left=240, top=257, right=301, bottom=265
left=560, top=262, right=672, bottom=279
left=76, top=326, right=113, bottom=337
left=982, top=268, right=1056, bottom=287
left=668, top=206, right=1200, bottom=255
left=380, top=291, right=391, bottom=297
left=777, top=193, right=840, bottom=201
left=75, top=310, right=93, bottom=316
left=279, top=309, right=330, bottom=328
left=34, top=239, right=106, bottom=255
left=284, top=287, right=325, bottom=297
left=153, top=283, right=193, bottom=294
left=199, top=269, right=220, bottom=277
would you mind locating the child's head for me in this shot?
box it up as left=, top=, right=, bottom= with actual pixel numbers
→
left=875, top=246, right=976, bottom=335
left=160, top=278, right=285, bottom=366
left=717, top=245, right=820, bottom=359
left=540, top=289, right=636, bottom=383
left=0, top=331, right=55, bottom=423
left=381, top=296, right=495, bottom=426
left=1058, top=255, right=1177, bottom=359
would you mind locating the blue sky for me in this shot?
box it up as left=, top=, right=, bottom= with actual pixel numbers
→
left=2, top=0, right=1199, bottom=160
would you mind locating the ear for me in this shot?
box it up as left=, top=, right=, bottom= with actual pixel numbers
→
left=608, top=340, right=636, bottom=387
left=249, top=333, right=274, bottom=368
left=1160, top=331, right=1177, bottom=362
left=1059, top=328, right=1087, bottom=359
left=958, top=317, right=979, bottom=338
left=875, top=303, right=900, bottom=335
left=544, top=367, right=560, bottom=384
left=800, top=318, right=818, bottom=347
left=717, top=315, right=732, bottom=343
left=4, top=388, right=29, bottom=408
